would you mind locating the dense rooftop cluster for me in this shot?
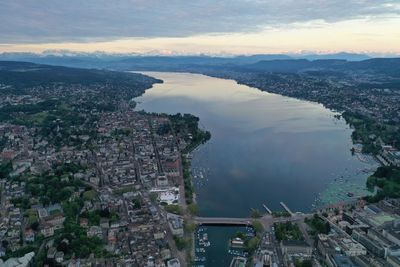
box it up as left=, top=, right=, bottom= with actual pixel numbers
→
left=0, top=63, right=210, bottom=266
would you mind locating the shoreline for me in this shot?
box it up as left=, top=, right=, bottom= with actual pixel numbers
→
left=135, top=71, right=389, bottom=266
left=193, top=71, right=385, bottom=206
left=137, top=71, right=382, bottom=214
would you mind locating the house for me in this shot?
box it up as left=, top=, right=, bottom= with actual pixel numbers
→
left=280, top=240, right=312, bottom=258
left=156, top=175, right=169, bottom=187
left=87, top=226, right=103, bottom=239
left=161, top=249, right=171, bottom=260
left=80, top=218, right=89, bottom=228
left=24, top=228, right=35, bottom=242
left=38, top=208, right=49, bottom=219
left=44, top=214, right=65, bottom=230
left=100, top=218, right=109, bottom=229
left=328, top=254, right=359, bottom=267
left=41, top=223, right=54, bottom=237
left=387, top=255, right=400, bottom=267
left=154, top=232, right=165, bottom=240
left=55, top=251, right=64, bottom=263
left=167, top=258, right=180, bottom=267
left=337, top=237, right=367, bottom=257
left=0, top=246, right=5, bottom=257
left=0, top=252, right=35, bottom=267
left=383, top=221, right=400, bottom=246
left=47, top=247, right=57, bottom=259
left=166, top=213, right=184, bottom=237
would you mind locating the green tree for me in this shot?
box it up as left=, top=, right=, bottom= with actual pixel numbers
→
left=250, top=208, right=262, bottom=218
left=252, top=220, right=264, bottom=235
left=149, top=192, right=158, bottom=202
left=187, top=203, right=198, bottom=215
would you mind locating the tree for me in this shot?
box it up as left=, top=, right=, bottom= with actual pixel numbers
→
left=131, top=198, right=141, bottom=209
left=173, top=235, right=186, bottom=250
left=30, top=222, right=39, bottom=231
left=187, top=203, right=198, bottom=215
left=334, top=208, right=339, bottom=215
left=244, top=236, right=260, bottom=254
left=164, top=205, right=182, bottom=215
left=295, top=259, right=312, bottom=267
left=252, top=220, right=264, bottom=235
left=250, top=208, right=262, bottom=218
left=0, top=161, right=12, bottom=178
left=184, top=222, right=196, bottom=233
left=235, top=231, right=246, bottom=239
left=82, top=190, right=97, bottom=201
left=149, top=192, right=158, bottom=202
left=306, top=214, right=330, bottom=235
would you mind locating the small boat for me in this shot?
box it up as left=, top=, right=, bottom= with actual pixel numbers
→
left=202, top=233, right=208, bottom=241
left=347, top=192, right=354, bottom=197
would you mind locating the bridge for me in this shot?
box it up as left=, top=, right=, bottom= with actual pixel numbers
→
left=194, top=216, right=253, bottom=226
left=194, top=214, right=305, bottom=228
left=193, top=203, right=305, bottom=227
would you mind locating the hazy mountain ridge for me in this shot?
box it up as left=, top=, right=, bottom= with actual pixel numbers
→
left=0, top=51, right=372, bottom=67
left=0, top=53, right=399, bottom=78
left=0, top=61, right=161, bottom=90
left=240, top=58, right=400, bottom=77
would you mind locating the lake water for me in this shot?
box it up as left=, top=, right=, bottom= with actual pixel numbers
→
left=194, top=225, right=252, bottom=267
left=134, top=72, right=376, bottom=218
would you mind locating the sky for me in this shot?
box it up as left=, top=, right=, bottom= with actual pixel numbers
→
left=1, top=0, right=400, bottom=55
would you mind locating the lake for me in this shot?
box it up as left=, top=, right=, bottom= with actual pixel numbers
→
left=134, top=72, right=376, bottom=218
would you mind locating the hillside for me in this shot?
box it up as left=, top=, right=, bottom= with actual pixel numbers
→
left=0, top=61, right=161, bottom=90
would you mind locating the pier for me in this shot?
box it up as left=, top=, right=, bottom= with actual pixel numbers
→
left=262, top=204, right=272, bottom=214
left=280, top=202, right=293, bottom=216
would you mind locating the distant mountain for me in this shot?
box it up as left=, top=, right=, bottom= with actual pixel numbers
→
left=293, top=52, right=370, bottom=61
left=0, top=53, right=293, bottom=68
left=345, top=58, right=400, bottom=77
left=240, top=59, right=347, bottom=72
left=233, top=54, right=293, bottom=63
left=0, top=52, right=369, bottom=70
left=0, top=53, right=399, bottom=78
left=239, top=58, right=400, bottom=77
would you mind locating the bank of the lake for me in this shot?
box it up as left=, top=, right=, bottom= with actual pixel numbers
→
left=134, top=72, right=378, bottom=218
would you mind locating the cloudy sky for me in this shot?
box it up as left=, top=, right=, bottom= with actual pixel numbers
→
left=1, top=0, right=400, bottom=55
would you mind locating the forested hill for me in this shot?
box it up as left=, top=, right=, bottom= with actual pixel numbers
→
left=240, top=58, right=400, bottom=77
left=0, top=61, right=161, bottom=92
left=0, top=54, right=398, bottom=77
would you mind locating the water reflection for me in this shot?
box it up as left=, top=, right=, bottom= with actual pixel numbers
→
left=134, top=72, right=376, bottom=217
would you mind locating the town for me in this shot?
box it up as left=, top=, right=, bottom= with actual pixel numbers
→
left=1, top=61, right=400, bottom=267
left=0, top=63, right=211, bottom=266
left=1, top=0, right=400, bottom=266
left=246, top=197, right=400, bottom=267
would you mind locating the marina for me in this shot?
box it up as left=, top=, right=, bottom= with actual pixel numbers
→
left=194, top=225, right=254, bottom=267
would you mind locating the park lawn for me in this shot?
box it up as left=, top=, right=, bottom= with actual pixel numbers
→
left=30, top=111, right=49, bottom=125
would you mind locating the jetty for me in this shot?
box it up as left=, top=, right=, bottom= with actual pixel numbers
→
left=280, top=201, right=293, bottom=216
left=263, top=204, right=272, bottom=214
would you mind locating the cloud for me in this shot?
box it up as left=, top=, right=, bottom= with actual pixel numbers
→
left=0, top=0, right=399, bottom=43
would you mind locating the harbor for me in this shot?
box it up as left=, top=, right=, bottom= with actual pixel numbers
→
left=193, top=225, right=255, bottom=267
